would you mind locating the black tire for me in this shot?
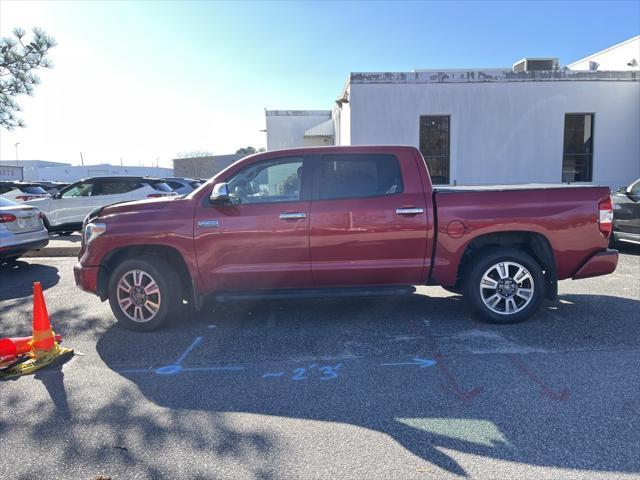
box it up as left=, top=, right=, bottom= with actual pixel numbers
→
left=41, top=215, right=52, bottom=233
left=463, top=247, right=545, bottom=324
left=58, top=231, right=74, bottom=236
left=107, top=255, right=180, bottom=331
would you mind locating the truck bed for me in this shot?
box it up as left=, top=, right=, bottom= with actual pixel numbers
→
left=434, top=183, right=608, bottom=193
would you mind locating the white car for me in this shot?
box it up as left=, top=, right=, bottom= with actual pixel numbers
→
left=0, top=197, right=49, bottom=262
left=25, top=176, right=176, bottom=234
left=0, top=181, right=50, bottom=203
left=163, top=177, right=203, bottom=195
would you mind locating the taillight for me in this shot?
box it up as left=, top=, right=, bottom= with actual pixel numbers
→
left=598, top=197, right=613, bottom=238
left=15, top=195, right=36, bottom=201
left=0, top=214, right=17, bottom=223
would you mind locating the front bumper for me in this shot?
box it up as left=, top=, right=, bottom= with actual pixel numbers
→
left=74, top=263, right=100, bottom=294
left=572, top=249, right=619, bottom=280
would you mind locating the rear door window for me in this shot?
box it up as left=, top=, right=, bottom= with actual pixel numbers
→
left=146, top=181, right=173, bottom=192
left=94, top=179, right=139, bottom=195
left=317, top=154, right=403, bottom=200
left=18, top=185, right=48, bottom=195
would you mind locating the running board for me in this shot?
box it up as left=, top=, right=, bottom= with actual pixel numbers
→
left=214, top=285, right=416, bottom=302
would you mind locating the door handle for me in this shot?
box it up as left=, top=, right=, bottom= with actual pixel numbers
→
left=279, top=212, right=307, bottom=220
left=396, top=207, right=424, bottom=215
left=198, top=219, right=220, bottom=228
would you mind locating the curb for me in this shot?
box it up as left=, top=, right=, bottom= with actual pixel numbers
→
left=24, top=247, right=79, bottom=258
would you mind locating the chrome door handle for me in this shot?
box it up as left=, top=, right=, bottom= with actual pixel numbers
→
left=198, top=219, right=220, bottom=228
left=396, top=208, right=424, bottom=215
left=279, top=212, right=307, bottom=220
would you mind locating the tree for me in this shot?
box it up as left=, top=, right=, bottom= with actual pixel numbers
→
left=235, top=146, right=265, bottom=155
left=0, top=27, right=56, bottom=129
left=176, top=150, right=213, bottom=159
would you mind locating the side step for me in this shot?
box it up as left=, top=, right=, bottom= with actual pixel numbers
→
left=214, top=285, right=416, bottom=302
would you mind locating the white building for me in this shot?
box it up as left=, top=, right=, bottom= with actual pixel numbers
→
left=265, top=110, right=334, bottom=150
left=0, top=160, right=173, bottom=182
left=266, top=36, right=640, bottom=189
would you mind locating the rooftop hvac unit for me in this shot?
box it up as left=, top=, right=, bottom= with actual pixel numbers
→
left=512, top=58, right=560, bottom=72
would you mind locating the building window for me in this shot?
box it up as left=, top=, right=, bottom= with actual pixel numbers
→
left=419, top=116, right=450, bottom=184
left=562, top=114, right=594, bottom=182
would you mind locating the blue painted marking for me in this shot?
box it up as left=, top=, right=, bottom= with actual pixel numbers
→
left=119, top=365, right=244, bottom=375
left=261, top=372, right=285, bottom=378
left=379, top=356, right=437, bottom=368
left=174, top=336, right=203, bottom=366
left=319, top=363, right=342, bottom=380
left=178, top=366, right=244, bottom=373
left=291, top=367, right=307, bottom=381
left=156, top=364, right=182, bottom=375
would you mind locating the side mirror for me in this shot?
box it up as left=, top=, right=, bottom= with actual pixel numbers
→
left=209, top=182, right=230, bottom=204
left=53, top=192, right=62, bottom=199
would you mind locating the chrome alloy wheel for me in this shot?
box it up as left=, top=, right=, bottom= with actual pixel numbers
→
left=116, top=270, right=162, bottom=323
left=479, top=261, right=534, bottom=315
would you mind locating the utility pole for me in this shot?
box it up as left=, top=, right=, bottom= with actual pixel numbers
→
left=15, top=142, right=21, bottom=166
left=79, top=152, right=85, bottom=166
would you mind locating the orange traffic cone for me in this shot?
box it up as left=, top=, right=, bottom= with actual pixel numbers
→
left=31, top=282, right=55, bottom=352
left=0, top=334, right=63, bottom=358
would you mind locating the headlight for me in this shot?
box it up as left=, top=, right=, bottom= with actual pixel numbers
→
left=84, top=222, right=106, bottom=244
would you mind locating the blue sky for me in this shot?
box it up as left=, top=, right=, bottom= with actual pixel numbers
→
left=1, top=0, right=638, bottom=167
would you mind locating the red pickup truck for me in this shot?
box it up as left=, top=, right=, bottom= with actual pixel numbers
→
left=74, top=146, right=618, bottom=331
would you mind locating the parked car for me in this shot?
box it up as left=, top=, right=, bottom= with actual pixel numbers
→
left=74, top=146, right=618, bottom=331
left=25, top=176, right=176, bottom=235
left=611, top=178, right=640, bottom=246
left=0, top=181, right=50, bottom=203
left=34, top=181, right=70, bottom=196
left=163, top=177, right=203, bottom=195
left=0, top=197, right=49, bottom=262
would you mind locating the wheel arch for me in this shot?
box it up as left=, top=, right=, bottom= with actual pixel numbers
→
left=456, top=231, right=557, bottom=300
left=97, top=244, right=194, bottom=304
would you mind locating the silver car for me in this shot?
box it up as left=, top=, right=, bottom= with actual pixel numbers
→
left=0, top=197, right=49, bottom=262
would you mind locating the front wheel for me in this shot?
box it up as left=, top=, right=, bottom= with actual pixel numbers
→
left=108, top=256, right=179, bottom=331
left=464, top=248, right=545, bottom=324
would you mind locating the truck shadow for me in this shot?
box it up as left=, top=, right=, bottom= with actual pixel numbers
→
left=0, top=260, right=60, bottom=301
left=94, top=292, right=640, bottom=477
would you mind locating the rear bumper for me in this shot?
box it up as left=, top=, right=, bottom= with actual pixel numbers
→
left=0, top=238, right=49, bottom=258
left=74, top=263, right=100, bottom=294
left=572, top=249, right=618, bottom=280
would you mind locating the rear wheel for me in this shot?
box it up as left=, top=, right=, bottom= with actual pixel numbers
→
left=108, top=256, right=179, bottom=331
left=464, top=248, right=544, bottom=324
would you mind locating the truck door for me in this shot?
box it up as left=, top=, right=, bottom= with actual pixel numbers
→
left=194, top=155, right=312, bottom=292
left=309, top=150, right=431, bottom=286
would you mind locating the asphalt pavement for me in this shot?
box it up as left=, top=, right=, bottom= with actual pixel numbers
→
left=0, top=248, right=639, bottom=479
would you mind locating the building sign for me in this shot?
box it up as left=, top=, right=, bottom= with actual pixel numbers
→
left=0, top=165, right=23, bottom=181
